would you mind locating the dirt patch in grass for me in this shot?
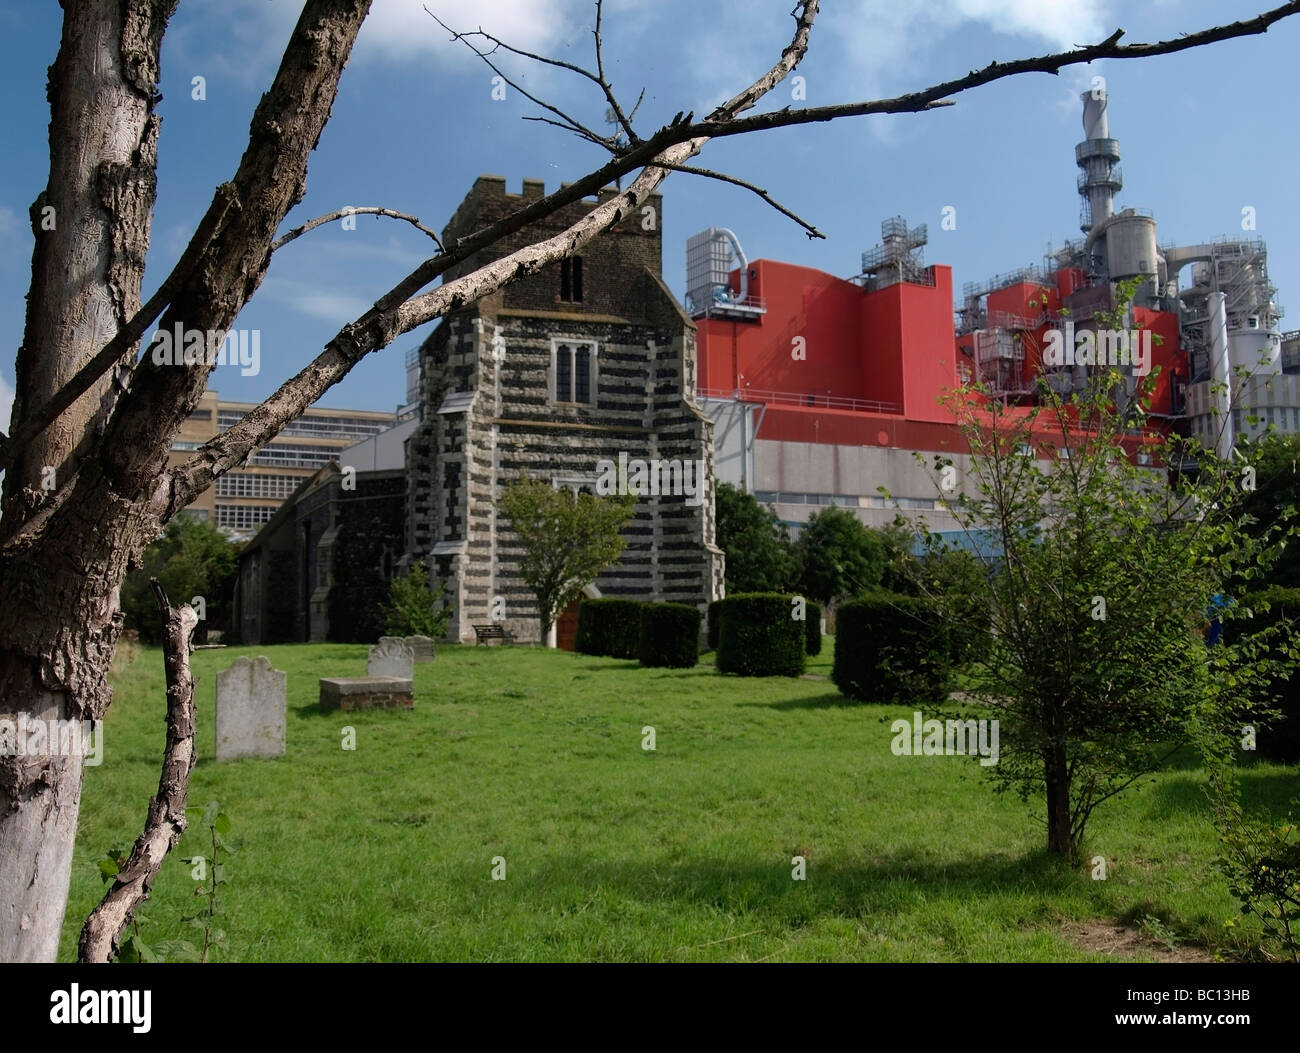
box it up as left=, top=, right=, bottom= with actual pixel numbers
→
left=1064, top=920, right=1216, bottom=962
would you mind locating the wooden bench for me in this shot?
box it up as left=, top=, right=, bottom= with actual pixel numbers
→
left=472, top=623, right=513, bottom=646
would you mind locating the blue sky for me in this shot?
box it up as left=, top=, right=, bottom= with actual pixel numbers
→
left=1, top=0, right=1297, bottom=425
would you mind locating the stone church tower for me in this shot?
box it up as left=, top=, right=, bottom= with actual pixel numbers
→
left=406, top=176, right=724, bottom=643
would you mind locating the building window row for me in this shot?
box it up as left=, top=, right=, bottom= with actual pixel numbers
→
left=216, top=472, right=305, bottom=499
left=246, top=443, right=339, bottom=470
left=218, top=411, right=389, bottom=441
left=215, top=503, right=278, bottom=532
left=753, top=491, right=940, bottom=511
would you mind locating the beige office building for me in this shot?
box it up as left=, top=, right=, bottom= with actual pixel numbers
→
left=170, top=390, right=397, bottom=538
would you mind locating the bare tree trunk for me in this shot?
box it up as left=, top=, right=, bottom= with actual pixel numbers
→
left=1044, top=747, right=1075, bottom=858
left=0, top=0, right=172, bottom=963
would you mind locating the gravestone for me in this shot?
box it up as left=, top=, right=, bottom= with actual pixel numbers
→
left=405, top=635, right=435, bottom=663
left=368, top=636, right=414, bottom=679
left=215, top=656, right=286, bottom=761
left=319, top=677, right=414, bottom=711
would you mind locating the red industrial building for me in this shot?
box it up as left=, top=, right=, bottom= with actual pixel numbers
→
left=688, top=91, right=1294, bottom=535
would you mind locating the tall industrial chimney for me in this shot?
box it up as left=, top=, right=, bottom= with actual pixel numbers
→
left=1076, top=88, right=1122, bottom=237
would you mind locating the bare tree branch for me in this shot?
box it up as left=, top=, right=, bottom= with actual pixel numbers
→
left=272, top=205, right=445, bottom=253
left=77, top=581, right=198, bottom=964
left=593, top=0, right=638, bottom=145
left=687, top=3, right=1300, bottom=140
left=654, top=162, right=824, bottom=239
left=425, top=8, right=612, bottom=149
left=521, top=113, right=611, bottom=146
left=0, top=184, right=238, bottom=473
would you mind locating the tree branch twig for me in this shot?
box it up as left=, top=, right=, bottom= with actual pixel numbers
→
left=272, top=205, right=444, bottom=252
left=654, top=162, right=824, bottom=239
left=77, top=580, right=199, bottom=963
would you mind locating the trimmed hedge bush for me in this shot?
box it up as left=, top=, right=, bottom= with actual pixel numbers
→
left=803, top=599, right=822, bottom=656
left=715, top=593, right=805, bottom=677
left=832, top=593, right=952, bottom=703
left=575, top=598, right=642, bottom=659
left=1223, top=587, right=1300, bottom=763
left=638, top=603, right=701, bottom=668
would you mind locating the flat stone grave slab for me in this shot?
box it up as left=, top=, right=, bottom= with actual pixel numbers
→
left=216, top=656, right=286, bottom=761
left=405, top=635, right=435, bottom=663
left=368, top=636, right=414, bottom=679
left=319, top=676, right=414, bottom=711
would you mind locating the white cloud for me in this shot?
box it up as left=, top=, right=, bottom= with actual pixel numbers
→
left=941, top=0, right=1110, bottom=52
left=680, top=1, right=1113, bottom=135
left=356, top=0, right=581, bottom=64
left=258, top=277, right=370, bottom=326
left=0, top=206, right=18, bottom=237
left=166, top=0, right=584, bottom=91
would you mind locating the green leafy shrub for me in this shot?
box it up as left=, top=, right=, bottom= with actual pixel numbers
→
left=803, top=599, right=822, bottom=656
left=383, top=561, right=450, bottom=639
left=1223, top=587, right=1300, bottom=763
left=638, top=603, right=701, bottom=668
left=576, top=598, right=643, bottom=658
left=833, top=594, right=952, bottom=703
left=715, top=593, right=805, bottom=677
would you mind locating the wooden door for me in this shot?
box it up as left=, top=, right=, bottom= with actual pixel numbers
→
left=556, top=596, right=582, bottom=651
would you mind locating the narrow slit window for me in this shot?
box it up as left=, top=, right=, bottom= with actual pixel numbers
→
left=575, top=346, right=590, bottom=403
left=556, top=345, right=572, bottom=401
left=561, top=257, right=584, bottom=302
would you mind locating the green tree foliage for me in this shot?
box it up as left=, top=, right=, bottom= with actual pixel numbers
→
left=1197, top=715, right=1300, bottom=962
left=1234, top=432, right=1300, bottom=589
left=714, top=482, right=797, bottom=594
left=382, top=561, right=450, bottom=639
left=878, top=517, right=991, bottom=665
left=795, top=504, right=885, bottom=605
left=120, top=516, right=240, bottom=644
left=923, top=282, right=1291, bottom=859
left=498, top=475, right=636, bottom=644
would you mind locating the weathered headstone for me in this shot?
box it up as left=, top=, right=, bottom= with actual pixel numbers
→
left=368, top=636, right=415, bottom=679
left=405, top=635, right=435, bottom=663
left=215, top=656, right=286, bottom=761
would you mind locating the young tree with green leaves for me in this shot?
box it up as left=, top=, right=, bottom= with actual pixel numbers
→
left=714, top=482, right=797, bottom=594
left=120, top=516, right=240, bottom=644
left=382, top=561, right=450, bottom=639
left=918, top=288, right=1291, bottom=859
left=497, top=476, right=636, bottom=646
left=795, top=504, right=885, bottom=606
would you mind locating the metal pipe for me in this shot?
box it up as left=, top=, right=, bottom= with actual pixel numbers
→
left=1209, top=291, right=1234, bottom=459
left=711, top=227, right=749, bottom=302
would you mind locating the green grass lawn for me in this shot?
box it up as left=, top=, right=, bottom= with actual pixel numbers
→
left=57, top=640, right=1295, bottom=962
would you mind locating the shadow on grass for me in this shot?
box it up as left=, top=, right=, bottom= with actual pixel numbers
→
left=481, top=848, right=1121, bottom=939
left=1149, top=766, right=1299, bottom=820
left=745, top=692, right=903, bottom=711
